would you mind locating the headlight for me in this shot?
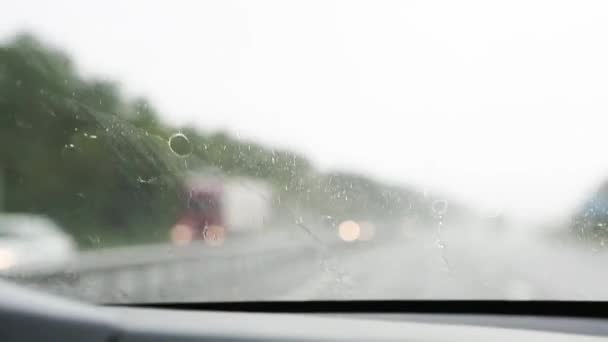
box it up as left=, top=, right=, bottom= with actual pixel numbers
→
left=0, top=247, right=17, bottom=271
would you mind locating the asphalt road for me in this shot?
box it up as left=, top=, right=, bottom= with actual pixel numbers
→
left=9, top=222, right=608, bottom=303
left=280, top=223, right=608, bottom=301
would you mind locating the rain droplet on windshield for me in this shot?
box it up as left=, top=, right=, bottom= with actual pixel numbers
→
left=87, top=235, right=101, bottom=245
left=295, top=216, right=304, bottom=225
left=168, top=132, right=192, bottom=157
left=432, top=199, right=448, bottom=216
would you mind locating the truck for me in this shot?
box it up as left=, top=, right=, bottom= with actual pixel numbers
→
left=171, top=173, right=273, bottom=245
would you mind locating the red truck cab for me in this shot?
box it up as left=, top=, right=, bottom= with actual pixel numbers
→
left=171, top=177, right=226, bottom=245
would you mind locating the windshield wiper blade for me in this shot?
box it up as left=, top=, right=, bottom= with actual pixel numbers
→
left=105, top=300, right=608, bottom=319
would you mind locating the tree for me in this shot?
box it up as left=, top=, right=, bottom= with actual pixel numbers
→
left=1, top=32, right=472, bottom=248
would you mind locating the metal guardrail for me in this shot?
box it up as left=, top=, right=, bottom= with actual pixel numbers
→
left=1, top=221, right=402, bottom=302
left=4, top=229, right=335, bottom=302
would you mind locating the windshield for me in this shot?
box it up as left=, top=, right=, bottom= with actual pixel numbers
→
left=1, top=0, right=608, bottom=303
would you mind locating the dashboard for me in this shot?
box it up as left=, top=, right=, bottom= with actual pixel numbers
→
left=1, top=280, right=607, bottom=341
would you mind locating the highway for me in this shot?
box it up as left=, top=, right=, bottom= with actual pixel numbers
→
left=7, top=222, right=608, bottom=303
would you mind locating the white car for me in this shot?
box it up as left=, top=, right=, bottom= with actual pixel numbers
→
left=0, top=214, right=76, bottom=276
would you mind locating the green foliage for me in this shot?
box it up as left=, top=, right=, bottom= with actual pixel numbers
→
left=0, top=33, right=467, bottom=248
left=0, top=34, right=185, bottom=246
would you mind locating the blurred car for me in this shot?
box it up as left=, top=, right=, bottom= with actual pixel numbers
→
left=0, top=214, right=76, bottom=276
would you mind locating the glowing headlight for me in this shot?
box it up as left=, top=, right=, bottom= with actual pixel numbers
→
left=0, top=248, right=17, bottom=271
left=338, top=220, right=361, bottom=242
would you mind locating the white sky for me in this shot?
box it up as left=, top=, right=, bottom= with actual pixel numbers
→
left=2, top=0, right=608, bottom=222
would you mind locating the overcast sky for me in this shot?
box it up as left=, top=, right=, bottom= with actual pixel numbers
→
left=2, top=0, right=608, bottom=222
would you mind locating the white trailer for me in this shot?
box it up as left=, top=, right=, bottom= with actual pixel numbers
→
left=180, top=172, right=274, bottom=234
left=222, top=178, right=273, bottom=233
